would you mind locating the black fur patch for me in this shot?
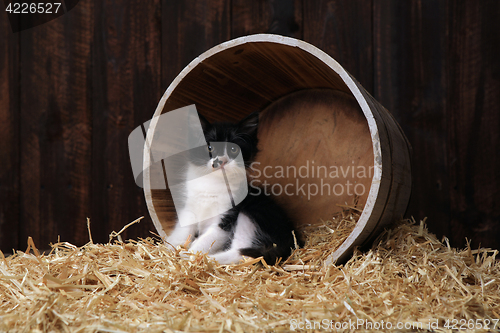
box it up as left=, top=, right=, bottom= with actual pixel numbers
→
left=238, top=187, right=304, bottom=264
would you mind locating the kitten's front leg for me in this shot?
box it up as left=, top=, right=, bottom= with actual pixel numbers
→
left=208, top=213, right=257, bottom=264
left=166, top=210, right=197, bottom=248
left=166, top=225, right=196, bottom=248
left=189, top=224, right=229, bottom=254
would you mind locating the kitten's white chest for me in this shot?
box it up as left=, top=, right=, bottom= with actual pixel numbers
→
left=182, top=166, right=233, bottom=224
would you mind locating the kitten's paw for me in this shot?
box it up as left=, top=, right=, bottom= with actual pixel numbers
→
left=189, top=238, right=212, bottom=254
left=165, top=225, right=196, bottom=249
left=207, top=251, right=247, bottom=265
left=165, top=236, right=186, bottom=248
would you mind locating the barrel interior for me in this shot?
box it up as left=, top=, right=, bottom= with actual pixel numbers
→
left=148, top=41, right=374, bottom=236
left=252, top=89, right=373, bottom=229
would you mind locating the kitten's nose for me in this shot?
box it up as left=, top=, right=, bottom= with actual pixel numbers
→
left=213, top=156, right=229, bottom=168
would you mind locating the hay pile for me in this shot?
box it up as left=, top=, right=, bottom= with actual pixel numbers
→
left=1, top=214, right=499, bottom=332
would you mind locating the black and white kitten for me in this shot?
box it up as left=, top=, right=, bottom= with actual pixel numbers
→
left=166, top=112, right=301, bottom=264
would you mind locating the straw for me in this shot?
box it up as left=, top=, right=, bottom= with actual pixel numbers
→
left=0, top=212, right=499, bottom=332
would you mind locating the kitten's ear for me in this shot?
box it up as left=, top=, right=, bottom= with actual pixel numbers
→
left=197, top=112, right=211, bottom=132
left=238, top=111, right=259, bottom=137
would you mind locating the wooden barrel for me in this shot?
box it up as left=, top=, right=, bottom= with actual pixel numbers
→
left=143, top=34, right=412, bottom=264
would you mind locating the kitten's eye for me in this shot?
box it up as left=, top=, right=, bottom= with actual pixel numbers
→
left=207, top=145, right=215, bottom=153
left=229, top=146, right=240, bottom=155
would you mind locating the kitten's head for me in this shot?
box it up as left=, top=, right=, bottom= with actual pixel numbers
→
left=189, top=112, right=259, bottom=173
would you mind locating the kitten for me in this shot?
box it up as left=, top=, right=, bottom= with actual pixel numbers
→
left=166, top=112, right=302, bottom=264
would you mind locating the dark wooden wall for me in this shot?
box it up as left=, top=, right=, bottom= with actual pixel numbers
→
left=1, top=0, right=499, bottom=253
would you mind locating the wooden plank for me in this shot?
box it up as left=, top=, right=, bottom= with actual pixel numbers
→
left=303, top=0, right=373, bottom=93
left=0, top=13, right=20, bottom=254
left=231, top=0, right=303, bottom=39
left=375, top=0, right=500, bottom=250
left=446, top=0, right=500, bottom=248
left=91, top=0, right=162, bottom=243
left=373, top=0, right=452, bottom=241
left=162, top=0, right=231, bottom=89
left=19, top=2, right=93, bottom=251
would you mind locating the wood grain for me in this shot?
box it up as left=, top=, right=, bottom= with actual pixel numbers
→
left=446, top=1, right=500, bottom=248
left=374, top=0, right=500, bottom=248
left=91, top=0, right=162, bottom=244
left=161, top=41, right=349, bottom=120
left=374, top=0, right=450, bottom=240
left=162, top=0, right=231, bottom=89
left=303, top=0, right=373, bottom=92
left=0, top=11, right=19, bottom=253
left=19, top=2, right=93, bottom=251
left=231, top=0, right=303, bottom=39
